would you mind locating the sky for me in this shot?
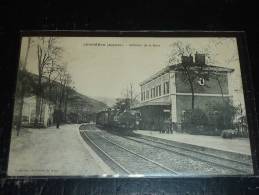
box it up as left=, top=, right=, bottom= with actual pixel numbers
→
left=19, top=36, right=245, bottom=108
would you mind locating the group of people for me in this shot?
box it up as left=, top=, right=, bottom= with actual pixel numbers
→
left=159, top=120, right=177, bottom=134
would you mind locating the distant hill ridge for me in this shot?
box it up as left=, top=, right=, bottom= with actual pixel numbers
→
left=69, top=90, right=108, bottom=113
left=20, top=70, right=108, bottom=113
left=92, top=96, right=116, bottom=107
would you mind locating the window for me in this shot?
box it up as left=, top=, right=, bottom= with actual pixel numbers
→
left=164, top=81, right=170, bottom=94
left=146, top=90, right=149, bottom=99
left=198, top=78, right=205, bottom=86
left=158, top=85, right=161, bottom=96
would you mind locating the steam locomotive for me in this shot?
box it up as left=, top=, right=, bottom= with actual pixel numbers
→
left=96, top=109, right=141, bottom=130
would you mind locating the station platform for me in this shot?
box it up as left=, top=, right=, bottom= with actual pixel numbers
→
left=133, top=130, right=252, bottom=155
left=8, top=124, right=113, bottom=176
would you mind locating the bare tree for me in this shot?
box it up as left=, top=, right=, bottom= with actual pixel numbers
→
left=55, top=66, right=72, bottom=124
left=62, top=72, right=72, bottom=122
left=169, top=41, right=210, bottom=110
left=205, top=39, right=238, bottom=103
left=35, top=37, right=62, bottom=126
left=16, top=37, right=32, bottom=135
left=121, top=82, right=139, bottom=108
left=168, top=40, right=238, bottom=110
left=45, top=59, right=63, bottom=102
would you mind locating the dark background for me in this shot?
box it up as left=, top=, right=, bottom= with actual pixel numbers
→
left=1, top=0, right=259, bottom=194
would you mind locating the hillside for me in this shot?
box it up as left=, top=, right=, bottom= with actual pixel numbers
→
left=68, top=90, right=108, bottom=113
left=19, top=70, right=107, bottom=114
left=92, top=96, right=116, bottom=107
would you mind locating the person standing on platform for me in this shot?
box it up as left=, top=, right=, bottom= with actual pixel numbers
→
left=54, top=108, right=61, bottom=129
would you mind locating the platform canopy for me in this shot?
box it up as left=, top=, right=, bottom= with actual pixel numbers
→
left=131, top=101, right=171, bottom=109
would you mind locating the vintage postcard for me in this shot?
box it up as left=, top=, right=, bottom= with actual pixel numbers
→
left=8, top=34, right=254, bottom=176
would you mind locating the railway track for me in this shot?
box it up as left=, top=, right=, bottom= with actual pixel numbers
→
left=123, top=136, right=252, bottom=174
left=80, top=131, right=179, bottom=176
left=80, top=131, right=131, bottom=174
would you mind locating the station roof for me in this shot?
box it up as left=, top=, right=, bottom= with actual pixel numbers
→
left=139, top=63, right=234, bottom=86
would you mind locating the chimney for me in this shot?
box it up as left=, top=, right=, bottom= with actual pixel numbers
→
left=181, top=55, right=193, bottom=64
left=195, top=53, right=206, bottom=65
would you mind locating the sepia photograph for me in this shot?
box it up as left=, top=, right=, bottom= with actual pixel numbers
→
left=7, top=35, right=254, bottom=177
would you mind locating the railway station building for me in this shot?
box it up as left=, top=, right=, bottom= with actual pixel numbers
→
left=132, top=53, right=234, bottom=132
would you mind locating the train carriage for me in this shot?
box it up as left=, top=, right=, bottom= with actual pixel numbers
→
left=96, top=109, right=141, bottom=131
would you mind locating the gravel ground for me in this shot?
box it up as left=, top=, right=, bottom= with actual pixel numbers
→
left=92, top=130, right=244, bottom=176
left=84, top=131, right=173, bottom=176
left=126, top=136, right=253, bottom=174
left=136, top=135, right=253, bottom=163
